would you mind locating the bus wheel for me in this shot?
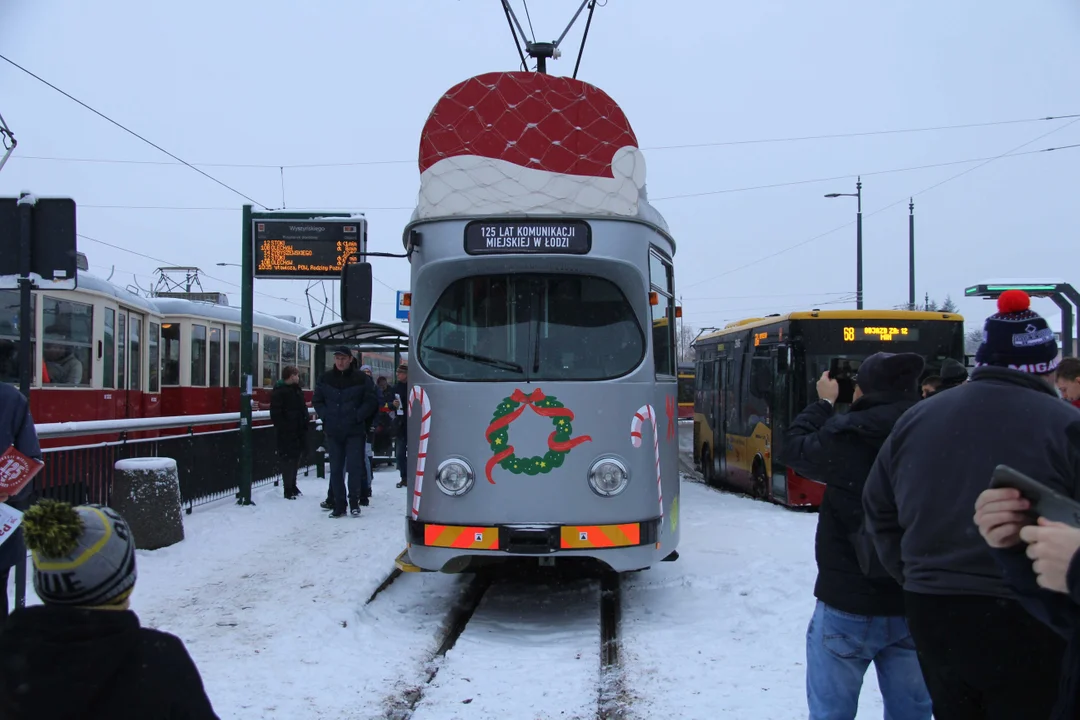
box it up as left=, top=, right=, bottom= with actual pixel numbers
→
left=751, top=462, right=769, bottom=501
left=701, top=446, right=713, bottom=485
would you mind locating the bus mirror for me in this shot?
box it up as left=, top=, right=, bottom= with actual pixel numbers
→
left=340, top=262, right=373, bottom=323
left=776, top=346, right=791, bottom=372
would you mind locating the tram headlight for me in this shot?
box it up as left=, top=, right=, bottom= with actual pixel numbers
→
left=588, top=457, right=629, bottom=497
left=436, top=458, right=474, bottom=496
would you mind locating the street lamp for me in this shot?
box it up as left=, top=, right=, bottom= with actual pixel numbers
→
left=216, top=262, right=241, bottom=268
left=825, top=176, right=863, bottom=310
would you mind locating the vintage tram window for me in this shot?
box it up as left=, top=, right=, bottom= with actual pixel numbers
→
left=103, top=308, right=115, bottom=389
left=649, top=250, right=676, bottom=378
left=418, top=274, right=644, bottom=381
left=117, top=313, right=126, bottom=389
left=129, top=315, right=142, bottom=392
left=208, top=328, right=222, bottom=388
left=281, top=339, right=297, bottom=374
left=42, top=296, right=92, bottom=386
left=263, top=335, right=280, bottom=388
left=227, top=329, right=241, bottom=387
left=162, top=323, right=181, bottom=386
left=298, top=342, right=312, bottom=388
left=148, top=322, right=161, bottom=393
left=0, top=291, right=34, bottom=385
left=191, top=324, right=208, bottom=387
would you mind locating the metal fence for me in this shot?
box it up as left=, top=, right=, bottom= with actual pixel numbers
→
left=34, top=411, right=326, bottom=511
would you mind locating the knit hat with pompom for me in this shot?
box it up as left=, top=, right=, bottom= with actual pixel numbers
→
left=23, top=500, right=137, bottom=607
left=974, top=290, right=1060, bottom=375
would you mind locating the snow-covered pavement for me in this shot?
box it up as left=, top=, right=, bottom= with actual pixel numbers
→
left=6, top=436, right=890, bottom=718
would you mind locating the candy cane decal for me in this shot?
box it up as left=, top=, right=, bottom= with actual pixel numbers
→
left=630, top=404, right=663, bottom=521
left=407, top=386, right=432, bottom=520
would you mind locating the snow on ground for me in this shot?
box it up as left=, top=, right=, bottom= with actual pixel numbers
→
left=6, top=430, right=893, bottom=719
left=410, top=578, right=600, bottom=720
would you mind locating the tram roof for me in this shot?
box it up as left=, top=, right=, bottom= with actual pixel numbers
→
left=693, top=309, right=965, bottom=345
left=299, top=320, right=409, bottom=348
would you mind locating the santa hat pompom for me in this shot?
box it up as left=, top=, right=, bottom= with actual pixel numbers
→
left=997, top=289, right=1031, bottom=315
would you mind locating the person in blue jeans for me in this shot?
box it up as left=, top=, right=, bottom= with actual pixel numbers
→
left=312, top=347, right=378, bottom=517
left=781, top=352, right=932, bottom=719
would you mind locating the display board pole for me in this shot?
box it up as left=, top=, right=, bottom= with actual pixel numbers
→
left=239, top=204, right=255, bottom=505
left=15, top=192, right=32, bottom=608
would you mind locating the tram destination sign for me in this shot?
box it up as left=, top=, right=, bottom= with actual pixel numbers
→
left=464, top=219, right=591, bottom=256
left=253, top=218, right=365, bottom=279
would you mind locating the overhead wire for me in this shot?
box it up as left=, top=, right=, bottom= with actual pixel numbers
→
left=68, top=141, right=1080, bottom=214
left=0, top=52, right=272, bottom=209
left=9, top=113, right=1078, bottom=169
left=680, top=116, right=1080, bottom=292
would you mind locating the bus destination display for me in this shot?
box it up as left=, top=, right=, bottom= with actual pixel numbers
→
left=254, top=219, right=363, bottom=279
left=464, top=219, right=590, bottom=255
left=843, top=325, right=920, bottom=342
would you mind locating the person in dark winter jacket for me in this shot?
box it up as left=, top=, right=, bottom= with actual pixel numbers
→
left=0, top=500, right=218, bottom=719
left=1056, top=356, right=1080, bottom=409
left=391, top=364, right=408, bottom=489
left=935, top=358, right=968, bottom=393
left=783, top=351, right=931, bottom=720
left=863, top=290, right=1069, bottom=719
left=312, top=346, right=378, bottom=517
left=270, top=365, right=310, bottom=499
left=0, top=382, right=40, bottom=621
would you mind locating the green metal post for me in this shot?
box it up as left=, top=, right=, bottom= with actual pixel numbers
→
left=238, top=204, right=255, bottom=505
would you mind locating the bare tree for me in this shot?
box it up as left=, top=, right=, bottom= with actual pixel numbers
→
left=677, top=323, right=697, bottom=364
left=941, top=295, right=958, bottom=313
left=965, top=328, right=983, bottom=355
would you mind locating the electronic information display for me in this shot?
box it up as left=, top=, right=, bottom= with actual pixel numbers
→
left=253, top=219, right=364, bottom=279
left=842, top=326, right=920, bottom=342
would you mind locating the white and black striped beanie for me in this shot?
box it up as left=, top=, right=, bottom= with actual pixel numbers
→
left=23, top=501, right=137, bottom=607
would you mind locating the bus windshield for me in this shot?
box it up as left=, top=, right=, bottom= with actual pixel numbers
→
left=417, top=274, right=644, bottom=381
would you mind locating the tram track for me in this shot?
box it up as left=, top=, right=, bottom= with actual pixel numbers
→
left=380, top=567, right=632, bottom=720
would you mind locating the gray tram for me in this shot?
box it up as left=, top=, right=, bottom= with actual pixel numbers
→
left=395, top=70, right=681, bottom=574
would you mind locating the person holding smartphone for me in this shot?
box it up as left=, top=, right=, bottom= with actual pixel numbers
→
left=863, top=290, right=1071, bottom=718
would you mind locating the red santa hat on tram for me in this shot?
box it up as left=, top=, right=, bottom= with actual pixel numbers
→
left=414, top=71, right=666, bottom=228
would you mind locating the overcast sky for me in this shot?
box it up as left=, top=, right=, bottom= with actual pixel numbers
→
left=2, top=0, right=1078, bottom=339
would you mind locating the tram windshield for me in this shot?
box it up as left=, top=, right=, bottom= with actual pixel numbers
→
left=418, top=274, right=645, bottom=381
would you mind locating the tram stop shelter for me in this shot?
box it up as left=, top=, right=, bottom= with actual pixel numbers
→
left=299, top=320, right=410, bottom=465
left=965, top=280, right=1078, bottom=358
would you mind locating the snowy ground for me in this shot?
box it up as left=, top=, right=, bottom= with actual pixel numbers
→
left=6, top=429, right=890, bottom=719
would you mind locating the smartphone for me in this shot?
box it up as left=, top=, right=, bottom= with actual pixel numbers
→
left=989, top=464, right=1080, bottom=528
left=828, top=359, right=857, bottom=405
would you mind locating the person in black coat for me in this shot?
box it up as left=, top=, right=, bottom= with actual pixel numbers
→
left=0, top=500, right=218, bottom=719
left=312, top=347, right=378, bottom=517
left=782, top=351, right=931, bottom=719
left=0, top=382, right=40, bottom=621
left=391, top=364, right=408, bottom=489
left=863, top=290, right=1069, bottom=719
left=270, top=365, right=310, bottom=499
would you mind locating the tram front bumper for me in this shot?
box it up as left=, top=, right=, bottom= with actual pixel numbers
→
left=406, top=517, right=661, bottom=555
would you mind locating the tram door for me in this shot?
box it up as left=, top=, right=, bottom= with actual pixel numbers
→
left=115, top=311, right=144, bottom=418
left=208, top=325, right=225, bottom=411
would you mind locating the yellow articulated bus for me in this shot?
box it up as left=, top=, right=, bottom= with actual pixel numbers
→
left=691, top=309, right=965, bottom=508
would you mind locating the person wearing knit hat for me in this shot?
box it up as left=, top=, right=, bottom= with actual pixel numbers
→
left=863, top=288, right=1074, bottom=718
left=975, top=289, right=1060, bottom=375
left=0, top=500, right=219, bottom=719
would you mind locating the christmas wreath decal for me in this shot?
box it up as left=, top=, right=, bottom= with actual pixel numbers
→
left=484, top=388, right=592, bottom=484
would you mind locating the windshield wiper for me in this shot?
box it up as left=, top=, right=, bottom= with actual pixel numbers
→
left=532, top=326, right=541, bottom=373
left=424, top=345, right=524, bottom=374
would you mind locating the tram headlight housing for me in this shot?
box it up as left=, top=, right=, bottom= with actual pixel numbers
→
left=588, top=457, right=629, bottom=497
left=436, top=458, right=475, bottom=497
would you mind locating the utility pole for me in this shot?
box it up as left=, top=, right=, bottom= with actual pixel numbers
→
left=908, top=198, right=915, bottom=308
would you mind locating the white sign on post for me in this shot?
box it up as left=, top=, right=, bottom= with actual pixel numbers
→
left=0, top=504, right=24, bottom=547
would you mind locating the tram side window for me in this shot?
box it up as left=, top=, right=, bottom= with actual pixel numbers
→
left=263, top=335, right=280, bottom=388
left=148, top=322, right=161, bottom=393
left=42, top=297, right=92, bottom=386
left=129, top=316, right=142, bottom=392
left=162, top=323, right=180, bottom=385
left=227, top=329, right=240, bottom=387
left=103, top=308, right=115, bottom=389
left=209, top=328, right=222, bottom=388
left=298, top=342, right=312, bottom=388
left=0, top=291, right=34, bottom=385
left=190, top=325, right=207, bottom=387
left=649, top=251, right=676, bottom=378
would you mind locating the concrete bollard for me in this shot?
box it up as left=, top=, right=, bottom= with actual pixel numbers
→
left=111, top=457, right=185, bottom=550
